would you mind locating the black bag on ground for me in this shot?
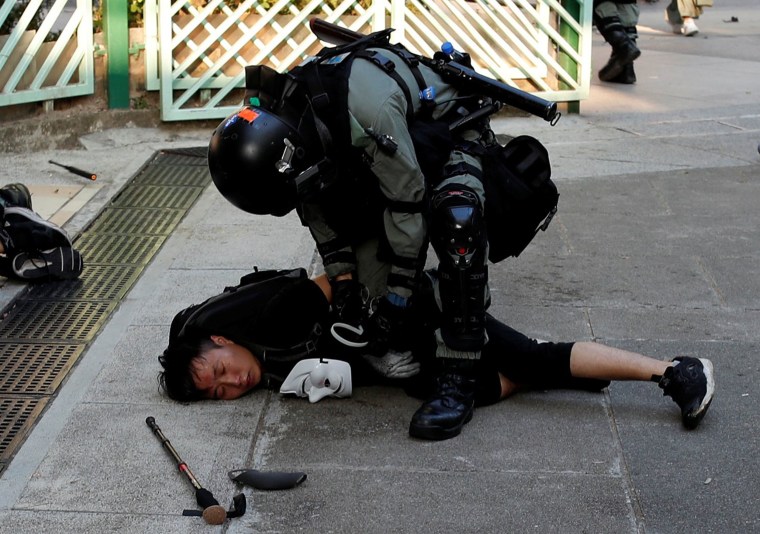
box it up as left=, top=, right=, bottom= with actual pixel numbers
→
left=168, top=267, right=311, bottom=346
left=481, top=135, right=559, bottom=263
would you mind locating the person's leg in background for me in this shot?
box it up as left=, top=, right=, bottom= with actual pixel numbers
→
left=594, top=0, right=641, bottom=83
left=666, top=0, right=703, bottom=36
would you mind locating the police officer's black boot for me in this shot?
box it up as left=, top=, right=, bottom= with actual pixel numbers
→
left=409, top=361, right=476, bottom=441
left=607, top=62, right=636, bottom=84
left=597, top=18, right=640, bottom=82
left=604, top=27, right=638, bottom=84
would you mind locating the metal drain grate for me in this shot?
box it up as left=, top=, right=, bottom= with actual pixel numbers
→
left=111, top=184, right=203, bottom=209
left=0, top=300, right=116, bottom=341
left=151, top=146, right=209, bottom=166
left=0, top=344, right=85, bottom=394
left=0, top=147, right=211, bottom=468
left=25, top=265, right=143, bottom=301
left=72, top=234, right=165, bottom=265
left=86, top=207, right=186, bottom=235
left=132, top=164, right=210, bottom=186
left=0, top=396, right=49, bottom=457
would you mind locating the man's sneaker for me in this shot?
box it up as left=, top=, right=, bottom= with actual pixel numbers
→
left=681, top=18, right=699, bottom=36
left=1, top=206, right=72, bottom=253
left=0, top=183, right=32, bottom=209
left=659, top=356, right=715, bottom=429
left=670, top=23, right=682, bottom=34
left=409, top=373, right=476, bottom=441
left=12, top=247, right=83, bottom=281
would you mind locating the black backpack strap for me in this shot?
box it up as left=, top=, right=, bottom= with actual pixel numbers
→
left=257, top=322, right=323, bottom=364
left=392, top=46, right=436, bottom=117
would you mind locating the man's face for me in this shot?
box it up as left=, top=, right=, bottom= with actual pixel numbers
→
left=191, top=336, right=263, bottom=400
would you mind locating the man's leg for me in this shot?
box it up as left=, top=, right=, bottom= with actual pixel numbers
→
left=569, top=342, right=669, bottom=380
left=607, top=4, right=640, bottom=84
left=594, top=0, right=641, bottom=82
left=569, top=342, right=715, bottom=429
left=409, top=150, right=488, bottom=441
left=665, top=0, right=684, bottom=25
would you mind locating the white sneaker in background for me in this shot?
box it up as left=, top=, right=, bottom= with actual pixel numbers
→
left=681, top=18, right=699, bottom=36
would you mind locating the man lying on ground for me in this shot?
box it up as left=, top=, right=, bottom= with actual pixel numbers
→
left=157, top=267, right=715, bottom=441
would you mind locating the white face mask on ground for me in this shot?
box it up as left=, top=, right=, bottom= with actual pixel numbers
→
left=280, top=358, right=352, bottom=403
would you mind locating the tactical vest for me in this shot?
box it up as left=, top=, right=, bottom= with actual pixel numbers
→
left=244, top=32, right=455, bottom=245
left=243, top=34, right=558, bottom=264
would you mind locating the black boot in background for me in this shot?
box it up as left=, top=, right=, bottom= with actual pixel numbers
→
left=597, top=18, right=640, bottom=82
left=607, top=62, right=636, bottom=84
left=604, top=26, right=638, bottom=84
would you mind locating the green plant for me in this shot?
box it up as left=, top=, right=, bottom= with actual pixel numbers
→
left=92, top=0, right=145, bottom=31
left=131, top=95, right=151, bottom=109
left=128, top=0, right=146, bottom=27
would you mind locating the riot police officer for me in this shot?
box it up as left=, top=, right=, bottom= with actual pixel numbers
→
left=208, top=32, right=495, bottom=440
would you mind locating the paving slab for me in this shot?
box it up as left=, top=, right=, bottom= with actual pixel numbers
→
left=2, top=2, right=760, bottom=532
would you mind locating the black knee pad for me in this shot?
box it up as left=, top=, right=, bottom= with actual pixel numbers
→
left=430, top=185, right=487, bottom=269
left=430, top=186, right=488, bottom=352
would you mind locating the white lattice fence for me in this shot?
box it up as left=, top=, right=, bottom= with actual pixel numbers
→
left=392, top=0, right=586, bottom=93
left=0, top=0, right=94, bottom=107
left=149, top=0, right=590, bottom=121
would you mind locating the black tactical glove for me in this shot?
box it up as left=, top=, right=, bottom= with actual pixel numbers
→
left=330, top=277, right=365, bottom=326
left=366, top=294, right=415, bottom=354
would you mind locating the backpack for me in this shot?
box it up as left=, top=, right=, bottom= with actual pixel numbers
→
left=168, top=267, right=323, bottom=364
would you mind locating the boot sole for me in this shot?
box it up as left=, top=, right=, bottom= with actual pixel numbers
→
left=683, top=358, right=715, bottom=429
left=409, top=409, right=474, bottom=441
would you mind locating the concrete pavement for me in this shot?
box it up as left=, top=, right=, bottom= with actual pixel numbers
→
left=1, top=0, right=759, bottom=531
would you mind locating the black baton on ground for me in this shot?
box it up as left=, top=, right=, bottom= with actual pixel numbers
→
left=49, top=160, right=97, bottom=181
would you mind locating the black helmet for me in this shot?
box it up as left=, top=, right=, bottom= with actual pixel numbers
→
left=208, top=105, right=321, bottom=216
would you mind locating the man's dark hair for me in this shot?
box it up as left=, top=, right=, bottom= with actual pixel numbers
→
left=157, top=333, right=217, bottom=402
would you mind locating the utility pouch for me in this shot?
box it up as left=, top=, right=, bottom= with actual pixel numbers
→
left=481, top=135, right=558, bottom=262
left=244, top=65, right=299, bottom=109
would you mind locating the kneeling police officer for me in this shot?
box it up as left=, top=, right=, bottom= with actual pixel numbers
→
left=208, top=29, right=513, bottom=440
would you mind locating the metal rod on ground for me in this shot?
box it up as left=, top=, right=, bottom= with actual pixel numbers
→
left=145, top=416, right=242, bottom=525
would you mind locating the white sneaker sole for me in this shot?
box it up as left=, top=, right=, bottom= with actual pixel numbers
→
left=681, top=23, right=699, bottom=36
left=694, top=358, right=715, bottom=415
left=12, top=247, right=83, bottom=280
left=682, top=358, right=715, bottom=429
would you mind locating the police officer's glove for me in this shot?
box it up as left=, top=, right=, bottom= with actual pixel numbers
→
left=330, top=277, right=365, bottom=326
left=362, top=350, right=420, bottom=379
left=366, top=294, right=415, bottom=355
